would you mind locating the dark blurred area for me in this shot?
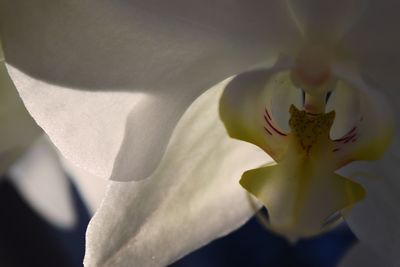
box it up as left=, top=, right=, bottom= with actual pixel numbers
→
left=0, top=177, right=89, bottom=267
left=170, top=218, right=356, bottom=267
left=0, top=176, right=356, bottom=267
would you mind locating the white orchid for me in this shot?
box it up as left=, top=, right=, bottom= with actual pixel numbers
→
left=2, top=0, right=400, bottom=266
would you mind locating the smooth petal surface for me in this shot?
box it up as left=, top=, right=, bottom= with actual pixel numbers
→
left=7, top=136, right=77, bottom=229
left=286, top=0, right=367, bottom=43
left=85, top=79, right=270, bottom=267
left=328, top=66, right=399, bottom=264
left=340, top=141, right=400, bottom=266
left=339, top=243, right=393, bottom=267
left=343, top=1, right=400, bottom=97
left=0, top=0, right=298, bottom=181
left=340, top=6, right=400, bottom=259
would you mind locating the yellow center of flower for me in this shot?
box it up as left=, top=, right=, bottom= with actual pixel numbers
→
left=219, top=63, right=394, bottom=241
left=289, top=105, right=335, bottom=154
left=240, top=103, right=365, bottom=241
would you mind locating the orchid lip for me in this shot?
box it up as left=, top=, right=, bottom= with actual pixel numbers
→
left=220, top=65, right=394, bottom=240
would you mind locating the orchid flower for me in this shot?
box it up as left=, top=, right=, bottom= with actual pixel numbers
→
left=2, top=0, right=400, bottom=266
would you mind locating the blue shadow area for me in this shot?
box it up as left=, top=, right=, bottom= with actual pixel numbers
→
left=170, top=217, right=356, bottom=267
left=0, top=176, right=357, bottom=267
left=0, top=177, right=90, bottom=267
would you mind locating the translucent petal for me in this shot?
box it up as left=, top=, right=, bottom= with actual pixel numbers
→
left=0, top=0, right=298, bottom=181
left=84, top=79, right=269, bottom=267
left=7, top=136, right=77, bottom=229
left=220, top=67, right=302, bottom=161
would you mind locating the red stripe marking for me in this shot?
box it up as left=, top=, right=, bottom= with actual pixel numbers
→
left=344, top=133, right=357, bottom=143
left=334, top=127, right=357, bottom=142
left=264, top=127, right=272, bottom=135
left=265, top=108, right=272, bottom=120
left=265, top=116, right=287, bottom=136
left=347, top=127, right=356, bottom=135
left=264, top=109, right=287, bottom=136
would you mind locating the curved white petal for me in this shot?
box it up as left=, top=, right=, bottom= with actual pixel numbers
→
left=340, top=140, right=400, bottom=266
left=84, top=79, right=270, bottom=267
left=7, top=136, right=77, bottom=229
left=332, top=66, right=400, bottom=265
left=339, top=243, right=393, bottom=267
left=0, top=1, right=298, bottom=181
left=352, top=26, right=400, bottom=264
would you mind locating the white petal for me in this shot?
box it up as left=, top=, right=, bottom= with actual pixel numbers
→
left=343, top=3, right=400, bottom=156
left=7, top=136, right=77, bottom=229
left=0, top=1, right=298, bottom=181
left=286, top=0, right=366, bottom=43
left=340, top=139, right=400, bottom=266
left=330, top=44, right=400, bottom=265
left=334, top=65, right=400, bottom=265
left=339, top=243, right=393, bottom=267
left=343, top=1, right=400, bottom=93
left=84, top=79, right=270, bottom=267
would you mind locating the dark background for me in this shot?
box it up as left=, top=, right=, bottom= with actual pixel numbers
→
left=0, top=177, right=356, bottom=267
